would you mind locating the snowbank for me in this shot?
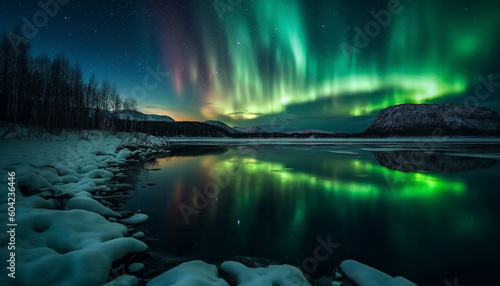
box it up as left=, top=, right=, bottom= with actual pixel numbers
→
left=102, top=275, right=139, bottom=286
left=221, top=261, right=310, bottom=286
left=120, top=213, right=149, bottom=225
left=338, top=260, right=417, bottom=286
left=0, top=127, right=170, bottom=286
left=147, top=260, right=229, bottom=286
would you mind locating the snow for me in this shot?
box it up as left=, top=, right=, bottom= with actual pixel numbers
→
left=3, top=208, right=147, bottom=286
left=0, top=127, right=170, bottom=285
left=127, top=263, right=145, bottom=273
left=147, top=260, right=229, bottom=286
left=131, top=231, right=145, bottom=238
left=339, top=260, right=417, bottom=286
left=116, top=149, right=132, bottom=160
left=18, top=172, right=52, bottom=190
left=120, top=213, right=149, bottom=225
left=102, top=275, right=139, bottom=286
left=65, top=196, right=120, bottom=217
left=220, top=261, right=310, bottom=286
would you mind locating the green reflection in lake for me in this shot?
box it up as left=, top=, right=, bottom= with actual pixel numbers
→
left=127, top=144, right=500, bottom=285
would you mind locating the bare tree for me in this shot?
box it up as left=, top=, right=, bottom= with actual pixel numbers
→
left=122, top=97, right=137, bottom=111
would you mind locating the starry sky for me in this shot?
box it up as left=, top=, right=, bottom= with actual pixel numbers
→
left=1, top=0, right=500, bottom=132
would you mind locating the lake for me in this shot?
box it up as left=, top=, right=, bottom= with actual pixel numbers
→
left=125, top=140, right=500, bottom=285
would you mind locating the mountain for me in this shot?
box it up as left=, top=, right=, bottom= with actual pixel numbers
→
left=115, top=110, right=175, bottom=122
left=364, top=103, right=500, bottom=137
left=205, top=120, right=239, bottom=134
left=233, top=126, right=270, bottom=133
left=214, top=123, right=346, bottom=137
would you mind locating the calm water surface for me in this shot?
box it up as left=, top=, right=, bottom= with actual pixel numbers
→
left=126, top=142, right=500, bottom=285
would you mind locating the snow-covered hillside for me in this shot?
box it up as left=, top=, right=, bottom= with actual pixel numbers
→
left=115, top=110, right=175, bottom=122
left=364, top=103, right=500, bottom=136
left=205, top=120, right=238, bottom=134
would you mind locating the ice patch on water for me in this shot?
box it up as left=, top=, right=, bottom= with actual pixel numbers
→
left=449, top=153, right=500, bottom=160
left=327, top=150, right=358, bottom=154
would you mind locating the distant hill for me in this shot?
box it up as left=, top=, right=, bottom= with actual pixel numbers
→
left=287, top=129, right=346, bottom=137
left=205, top=120, right=239, bottom=134
left=363, top=103, right=500, bottom=137
left=287, top=129, right=332, bottom=134
left=232, top=126, right=347, bottom=137
left=233, top=126, right=270, bottom=134
left=111, top=103, right=500, bottom=138
left=115, top=110, right=175, bottom=122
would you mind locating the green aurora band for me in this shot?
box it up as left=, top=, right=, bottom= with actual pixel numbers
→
left=160, top=0, right=500, bottom=123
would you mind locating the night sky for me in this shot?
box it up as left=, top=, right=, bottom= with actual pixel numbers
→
left=1, top=0, right=500, bottom=132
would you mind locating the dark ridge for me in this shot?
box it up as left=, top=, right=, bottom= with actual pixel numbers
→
left=363, top=103, right=500, bottom=137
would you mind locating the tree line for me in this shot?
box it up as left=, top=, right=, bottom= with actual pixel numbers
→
left=0, top=27, right=235, bottom=138
left=0, top=27, right=138, bottom=130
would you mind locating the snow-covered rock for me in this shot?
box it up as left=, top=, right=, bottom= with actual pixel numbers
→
left=18, top=172, right=52, bottom=190
left=221, top=261, right=310, bottom=286
left=131, top=231, right=145, bottom=238
left=339, top=260, right=417, bottom=286
left=147, top=260, right=229, bottom=286
left=102, top=275, right=139, bottom=286
left=0, top=208, right=147, bottom=286
left=120, top=213, right=149, bottom=225
left=364, top=103, right=500, bottom=136
left=0, top=128, right=160, bottom=286
left=65, top=196, right=120, bottom=217
left=127, top=263, right=145, bottom=273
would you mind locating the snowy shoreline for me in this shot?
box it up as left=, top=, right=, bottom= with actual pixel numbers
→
left=0, top=126, right=171, bottom=286
left=0, top=126, right=419, bottom=286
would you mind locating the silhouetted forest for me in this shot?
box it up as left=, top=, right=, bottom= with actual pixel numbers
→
left=0, top=27, right=239, bottom=137
left=0, top=27, right=138, bottom=130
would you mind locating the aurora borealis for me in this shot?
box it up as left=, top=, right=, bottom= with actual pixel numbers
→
left=152, top=0, right=500, bottom=130
left=2, top=0, right=500, bottom=131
